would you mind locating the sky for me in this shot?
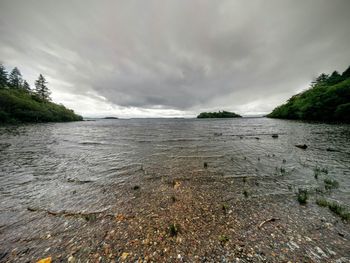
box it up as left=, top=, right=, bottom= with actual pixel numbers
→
left=1, top=0, right=350, bottom=118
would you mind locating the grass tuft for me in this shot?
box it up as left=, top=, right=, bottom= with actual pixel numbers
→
left=314, top=168, right=320, bottom=180
left=324, top=178, right=339, bottom=190
left=218, top=235, right=229, bottom=244
left=315, top=198, right=350, bottom=221
left=321, top=167, right=328, bottom=174
left=314, top=166, right=329, bottom=180
left=297, top=188, right=308, bottom=205
left=84, top=214, right=97, bottom=222
left=168, top=223, right=180, bottom=237
left=222, top=203, right=229, bottom=214
left=316, top=198, right=328, bottom=207
left=328, top=203, right=350, bottom=221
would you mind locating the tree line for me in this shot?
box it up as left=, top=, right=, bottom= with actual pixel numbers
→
left=310, top=66, right=350, bottom=87
left=0, top=63, right=51, bottom=101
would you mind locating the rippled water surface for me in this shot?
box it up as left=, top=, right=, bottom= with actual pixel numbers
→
left=0, top=118, right=349, bottom=253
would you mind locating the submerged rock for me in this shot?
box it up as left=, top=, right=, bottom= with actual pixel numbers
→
left=295, top=144, right=308, bottom=149
left=326, top=147, right=338, bottom=152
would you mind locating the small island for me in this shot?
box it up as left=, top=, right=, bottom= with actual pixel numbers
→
left=0, top=63, right=83, bottom=124
left=197, top=111, right=242, bottom=118
left=267, top=65, right=350, bottom=123
left=103, top=117, right=119, bottom=119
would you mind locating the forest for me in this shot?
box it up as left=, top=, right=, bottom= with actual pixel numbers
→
left=268, top=66, right=350, bottom=123
left=0, top=63, right=83, bottom=124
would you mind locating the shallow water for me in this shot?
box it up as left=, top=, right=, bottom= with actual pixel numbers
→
left=0, top=117, right=349, bottom=253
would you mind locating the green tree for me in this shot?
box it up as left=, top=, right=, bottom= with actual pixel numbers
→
left=34, top=74, right=51, bottom=100
left=311, top=73, right=328, bottom=87
left=8, top=67, right=23, bottom=89
left=22, top=80, right=31, bottom=92
left=0, top=63, right=8, bottom=88
left=341, top=66, right=350, bottom=79
left=327, top=71, right=343, bottom=85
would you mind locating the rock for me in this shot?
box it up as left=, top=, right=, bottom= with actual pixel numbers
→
left=324, top=222, right=332, bottom=228
left=335, top=257, right=349, bottom=263
left=338, top=232, right=345, bottom=237
left=305, top=236, right=312, bottom=242
left=315, top=247, right=327, bottom=258
left=287, top=241, right=299, bottom=251
left=120, top=252, right=129, bottom=260
left=295, top=144, right=307, bottom=149
left=235, top=245, right=243, bottom=252
left=142, top=239, right=150, bottom=245
left=173, top=181, right=181, bottom=189
left=37, top=257, right=52, bottom=263
left=0, top=251, right=8, bottom=261
left=68, top=256, right=75, bottom=263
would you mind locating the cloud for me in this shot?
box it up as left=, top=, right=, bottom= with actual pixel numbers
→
left=1, top=0, right=350, bottom=117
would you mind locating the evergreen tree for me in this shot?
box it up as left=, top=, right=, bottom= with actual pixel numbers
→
left=34, top=74, right=51, bottom=100
left=22, top=80, right=31, bottom=92
left=8, top=67, right=22, bottom=89
left=341, top=65, right=350, bottom=79
left=0, top=63, right=8, bottom=88
left=316, top=73, right=329, bottom=83
left=327, top=71, right=342, bottom=85
left=311, top=73, right=328, bottom=87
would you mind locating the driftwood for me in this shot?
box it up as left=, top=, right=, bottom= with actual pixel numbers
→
left=258, top=218, right=280, bottom=229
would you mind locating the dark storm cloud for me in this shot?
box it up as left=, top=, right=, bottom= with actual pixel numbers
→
left=1, top=0, right=350, bottom=116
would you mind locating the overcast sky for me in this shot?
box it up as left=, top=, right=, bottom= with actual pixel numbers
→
left=1, top=0, right=349, bottom=117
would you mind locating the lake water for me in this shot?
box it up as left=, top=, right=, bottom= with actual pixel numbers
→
left=0, top=118, right=349, bottom=261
